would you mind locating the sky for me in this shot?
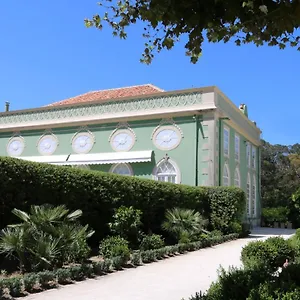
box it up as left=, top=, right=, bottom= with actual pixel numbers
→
left=0, top=1, right=299, bottom=145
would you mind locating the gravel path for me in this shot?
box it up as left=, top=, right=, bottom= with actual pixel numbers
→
left=24, top=228, right=295, bottom=300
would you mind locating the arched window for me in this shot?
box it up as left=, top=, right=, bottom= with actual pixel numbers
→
left=234, top=168, right=240, bottom=187
left=72, top=164, right=90, bottom=170
left=246, top=173, right=251, bottom=216
left=154, top=159, right=180, bottom=184
left=252, top=175, right=257, bottom=217
left=223, top=164, right=230, bottom=186
left=110, top=163, right=133, bottom=176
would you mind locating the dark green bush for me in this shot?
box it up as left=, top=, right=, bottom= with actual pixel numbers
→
left=55, top=268, right=72, bottom=284
left=109, top=206, right=143, bottom=247
left=0, top=157, right=245, bottom=240
left=241, top=237, right=294, bottom=272
left=139, top=234, right=165, bottom=250
left=99, top=236, right=131, bottom=261
left=262, top=207, right=290, bottom=225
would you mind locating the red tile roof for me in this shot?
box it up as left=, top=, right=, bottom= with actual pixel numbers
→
left=47, top=84, right=164, bottom=106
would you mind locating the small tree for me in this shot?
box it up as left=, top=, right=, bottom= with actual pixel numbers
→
left=162, top=207, right=207, bottom=243
left=109, top=206, right=142, bottom=247
left=0, top=204, right=94, bottom=272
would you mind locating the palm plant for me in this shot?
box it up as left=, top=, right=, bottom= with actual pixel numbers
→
left=0, top=204, right=94, bottom=272
left=162, top=207, right=207, bottom=243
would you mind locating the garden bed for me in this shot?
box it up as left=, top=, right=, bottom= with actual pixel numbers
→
left=0, top=233, right=238, bottom=299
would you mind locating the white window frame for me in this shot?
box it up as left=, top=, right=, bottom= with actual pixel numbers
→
left=110, top=163, right=133, bottom=176
left=246, top=142, right=251, bottom=168
left=234, top=167, right=240, bottom=187
left=252, top=175, right=257, bottom=217
left=251, top=146, right=256, bottom=169
left=223, top=127, right=230, bottom=157
left=234, top=134, right=240, bottom=162
left=223, top=164, right=230, bottom=186
left=246, top=173, right=251, bottom=216
left=153, top=158, right=181, bottom=184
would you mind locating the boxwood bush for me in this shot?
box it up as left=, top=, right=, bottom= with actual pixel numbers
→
left=0, top=157, right=245, bottom=241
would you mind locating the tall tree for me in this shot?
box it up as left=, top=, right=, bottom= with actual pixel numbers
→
left=261, top=140, right=300, bottom=209
left=85, top=0, right=300, bottom=64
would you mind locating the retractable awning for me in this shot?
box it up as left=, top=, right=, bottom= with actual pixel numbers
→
left=17, top=155, right=69, bottom=165
left=66, top=150, right=153, bottom=165
left=16, top=151, right=153, bottom=166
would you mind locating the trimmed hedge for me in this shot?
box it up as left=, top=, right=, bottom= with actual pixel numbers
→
left=0, top=233, right=238, bottom=298
left=0, top=157, right=245, bottom=240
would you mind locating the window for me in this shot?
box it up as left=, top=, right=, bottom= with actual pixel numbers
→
left=252, top=175, right=257, bottom=217
left=246, top=143, right=251, bottom=167
left=246, top=173, right=251, bottom=216
left=154, top=159, right=180, bottom=183
left=252, top=146, right=256, bottom=169
left=72, top=164, right=90, bottom=170
left=223, top=164, right=230, bottom=186
left=110, top=163, right=133, bottom=176
left=153, top=126, right=182, bottom=150
left=223, top=127, right=229, bottom=156
left=235, top=134, right=240, bottom=161
left=234, top=168, right=240, bottom=187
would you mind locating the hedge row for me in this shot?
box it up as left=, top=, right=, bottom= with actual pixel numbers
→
left=0, top=233, right=239, bottom=298
left=0, top=157, right=245, bottom=240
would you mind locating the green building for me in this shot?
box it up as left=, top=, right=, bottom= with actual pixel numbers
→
left=0, top=85, right=262, bottom=225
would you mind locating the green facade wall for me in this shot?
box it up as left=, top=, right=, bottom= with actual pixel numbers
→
left=216, top=92, right=261, bottom=223
left=0, top=116, right=209, bottom=186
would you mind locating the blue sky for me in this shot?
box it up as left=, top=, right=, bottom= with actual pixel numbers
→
left=0, top=1, right=299, bottom=145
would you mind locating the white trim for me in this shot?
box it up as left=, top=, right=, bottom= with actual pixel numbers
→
left=252, top=174, right=257, bottom=217
left=7, top=136, right=25, bottom=157
left=71, top=131, right=95, bottom=154
left=246, top=173, right=251, bottom=217
left=110, top=129, right=135, bottom=152
left=153, top=158, right=181, bottom=184
left=37, top=134, right=59, bottom=156
left=110, top=163, right=134, bottom=176
left=223, top=163, right=230, bottom=186
left=234, top=134, right=240, bottom=162
left=246, top=142, right=251, bottom=168
left=223, top=126, right=230, bottom=157
left=67, top=150, right=152, bottom=165
left=234, top=167, right=241, bottom=187
left=251, top=146, right=257, bottom=169
left=0, top=103, right=217, bottom=131
left=152, top=125, right=182, bottom=151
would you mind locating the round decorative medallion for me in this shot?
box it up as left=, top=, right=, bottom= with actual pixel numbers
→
left=153, top=126, right=182, bottom=150
left=72, top=132, right=94, bottom=154
left=7, top=136, right=25, bottom=156
left=110, top=129, right=135, bottom=152
left=38, top=134, right=58, bottom=155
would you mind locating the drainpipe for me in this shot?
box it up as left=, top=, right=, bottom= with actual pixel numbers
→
left=194, top=115, right=199, bottom=186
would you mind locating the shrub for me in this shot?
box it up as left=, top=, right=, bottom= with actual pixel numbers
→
left=0, top=157, right=245, bottom=242
left=109, top=206, right=143, bottom=247
left=0, top=205, right=94, bottom=272
left=139, top=234, right=165, bottom=250
left=205, top=187, right=245, bottom=233
left=99, top=236, right=131, bottom=261
left=162, top=208, right=207, bottom=243
left=55, top=268, right=72, bottom=284
left=228, top=222, right=243, bottom=235
left=241, top=237, right=294, bottom=272
left=241, top=240, right=276, bottom=270
left=264, top=236, right=295, bottom=267
left=262, top=207, right=290, bottom=225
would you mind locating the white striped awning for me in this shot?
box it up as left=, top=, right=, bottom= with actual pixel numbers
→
left=66, top=150, right=153, bottom=165
left=16, top=155, right=69, bottom=165
left=16, top=150, right=153, bottom=166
